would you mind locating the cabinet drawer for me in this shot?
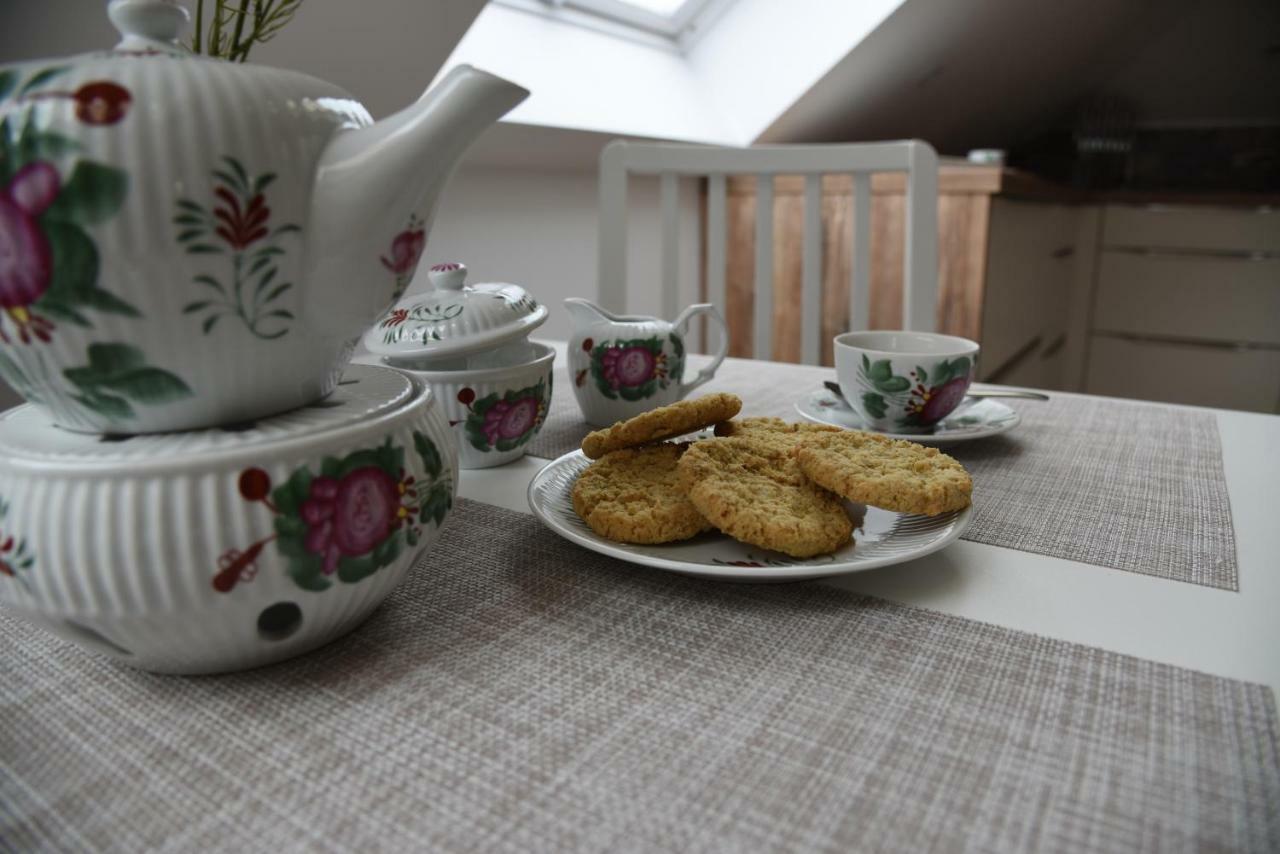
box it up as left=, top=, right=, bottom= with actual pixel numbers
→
left=1094, top=253, right=1280, bottom=345
left=1103, top=205, right=1280, bottom=253
left=1086, top=335, right=1280, bottom=413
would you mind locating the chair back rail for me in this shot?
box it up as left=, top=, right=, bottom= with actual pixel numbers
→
left=598, top=141, right=939, bottom=364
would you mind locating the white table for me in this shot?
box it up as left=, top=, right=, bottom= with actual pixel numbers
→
left=453, top=343, right=1280, bottom=697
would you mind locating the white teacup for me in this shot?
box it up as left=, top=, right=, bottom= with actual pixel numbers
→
left=834, top=331, right=980, bottom=433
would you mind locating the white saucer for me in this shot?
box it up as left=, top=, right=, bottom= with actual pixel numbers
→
left=527, top=450, right=972, bottom=582
left=796, top=389, right=1021, bottom=444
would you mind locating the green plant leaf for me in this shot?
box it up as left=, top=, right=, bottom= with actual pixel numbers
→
left=186, top=244, right=224, bottom=254
left=17, top=66, right=69, bottom=96
left=175, top=199, right=205, bottom=214
left=253, top=173, right=276, bottom=194
left=414, top=430, right=443, bottom=479
left=861, top=353, right=871, bottom=372
left=948, top=356, right=971, bottom=379
left=915, top=365, right=928, bottom=385
left=176, top=229, right=205, bottom=243
left=370, top=530, right=403, bottom=569
left=42, top=161, right=128, bottom=226
left=81, top=342, right=144, bottom=377
left=261, top=282, right=291, bottom=304
left=0, top=69, right=17, bottom=101
left=184, top=301, right=213, bottom=313
left=420, top=481, right=452, bottom=527
left=193, top=274, right=224, bottom=293
left=213, top=168, right=245, bottom=195
left=287, top=556, right=330, bottom=592
left=223, top=156, right=250, bottom=191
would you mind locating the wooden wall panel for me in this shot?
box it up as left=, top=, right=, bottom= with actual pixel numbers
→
left=717, top=178, right=989, bottom=365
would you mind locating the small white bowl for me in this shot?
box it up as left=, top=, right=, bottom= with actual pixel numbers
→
left=0, top=365, right=459, bottom=674
left=384, top=342, right=554, bottom=469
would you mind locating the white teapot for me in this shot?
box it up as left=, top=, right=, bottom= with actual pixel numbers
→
left=564, top=298, right=728, bottom=426
left=0, top=0, right=527, bottom=432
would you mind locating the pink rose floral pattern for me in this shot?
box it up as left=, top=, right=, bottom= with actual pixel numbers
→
left=175, top=155, right=301, bottom=339
left=456, top=377, right=550, bottom=453
left=381, top=214, right=426, bottom=302
left=0, top=65, right=139, bottom=346
left=0, top=65, right=193, bottom=421
left=212, top=431, right=453, bottom=593
left=589, top=334, right=684, bottom=402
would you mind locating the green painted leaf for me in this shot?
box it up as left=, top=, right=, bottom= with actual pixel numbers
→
left=262, top=309, right=292, bottom=320
left=81, top=342, right=144, bottom=377
left=414, top=430, right=443, bottom=479
left=183, top=301, right=213, bottom=313
left=202, top=314, right=221, bottom=334
left=868, top=359, right=893, bottom=384
left=949, top=356, right=972, bottom=379
left=43, top=161, right=128, bottom=226
left=39, top=219, right=97, bottom=299
left=16, top=129, right=79, bottom=163
left=261, top=282, right=291, bottom=304
left=36, top=298, right=89, bottom=326
left=861, top=353, right=871, bottom=372
left=288, top=558, right=330, bottom=592
left=274, top=514, right=306, bottom=540
left=173, top=214, right=206, bottom=227
left=212, top=169, right=244, bottom=194
left=0, top=69, right=17, bottom=101
left=272, top=466, right=312, bottom=517
left=223, top=156, right=250, bottom=191
left=70, top=390, right=132, bottom=419
left=253, top=266, right=277, bottom=295
left=335, top=448, right=383, bottom=477
left=96, top=367, right=192, bottom=403
left=370, top=530, right=403, bottom=569
left=253, top=173, right=276, bottom=194
left=336, top=553, right=379, bottom=584
left=186, top=244, right=224, bottom=254
left=18, top=66, right=69, bottom=95
left=420, top=482, right=452, bottom=527
left=248, top=255, right=273, bottom=276
left=861, top=391, right=888, bottom=420
left=76, top=287, right=140, bottom=317
left=875, top=376, right=911, bottom=394
left=272, top=224, right=301, bottom=236
left=193, top=274, right=224, bottom=293
left=915, top=365, right=928, bottom=385
left=176, top=228, right=205, bottom=242
left=175, top=199, right=205, bottom=214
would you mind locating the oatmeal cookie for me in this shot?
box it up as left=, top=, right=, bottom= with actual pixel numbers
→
left=795, top=431, right=972, bottom=516
left=713, top=416, right=841, bottom=448
left=572, top=443, right=713, bottom=544
left=677, top=436, right=852, bottom=558
left=581, top=393, right=742, bottom=459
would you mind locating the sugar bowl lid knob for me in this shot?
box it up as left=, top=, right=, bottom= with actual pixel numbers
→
left=428, top=262, right=468, bottom=292
left=108, top=0, right=189, bottom=51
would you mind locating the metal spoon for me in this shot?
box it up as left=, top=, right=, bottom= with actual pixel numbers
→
left=823, top=381, right=1049, bottom=402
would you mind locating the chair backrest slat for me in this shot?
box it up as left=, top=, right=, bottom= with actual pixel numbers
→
left=705, top=173, right=728, bottom=353
left=599, top=140, right=939, bottom=364
left=801, top=174, right=823, bottom=366
left=659, top=172, right=680, bottom=323
left=851, top=172, right=872, bottom=336
left=752, top=174, right=774, bottom=361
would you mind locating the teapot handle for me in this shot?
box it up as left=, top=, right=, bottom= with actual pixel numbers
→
left=673, top=303, right=729, bottom=395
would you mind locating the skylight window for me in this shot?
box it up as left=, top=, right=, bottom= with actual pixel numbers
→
left=498, top=0, right=731, bottom=46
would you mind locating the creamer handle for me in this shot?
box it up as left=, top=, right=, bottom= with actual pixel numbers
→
left=674, top=304, right=729, bottom=394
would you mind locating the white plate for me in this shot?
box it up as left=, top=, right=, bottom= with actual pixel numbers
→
left=796, top=389, right=1021, bottom=444
left=526, top=450, right=972, bottom=582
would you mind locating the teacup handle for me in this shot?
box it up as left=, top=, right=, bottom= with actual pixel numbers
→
left=673, top=303, right=729, bottom=395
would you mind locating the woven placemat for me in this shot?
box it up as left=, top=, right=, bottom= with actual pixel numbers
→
left=2, top=499, right=1276, bottom=853
left=531, top=357, right=1239, bottom=589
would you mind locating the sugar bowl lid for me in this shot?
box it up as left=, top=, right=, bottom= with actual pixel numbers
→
left=364, top=263, right=548, bottom=361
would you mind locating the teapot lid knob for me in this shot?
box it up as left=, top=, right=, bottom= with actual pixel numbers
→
left=428, top=262, right=468, bottom=292
left=108, top=0, right=189, bottom=51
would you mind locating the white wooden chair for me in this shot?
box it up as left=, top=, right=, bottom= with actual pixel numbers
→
left=597, top=140, right=939, bottom=364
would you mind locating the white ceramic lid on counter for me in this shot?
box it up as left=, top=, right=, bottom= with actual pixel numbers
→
left=364, top=263, right=548, bottom=362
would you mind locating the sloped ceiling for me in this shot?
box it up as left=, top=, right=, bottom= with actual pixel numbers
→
left=760, top=0, right=1280, bottom=152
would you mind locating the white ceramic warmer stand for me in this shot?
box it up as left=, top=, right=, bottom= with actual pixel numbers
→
left=0, top=365, right=459, bottom=674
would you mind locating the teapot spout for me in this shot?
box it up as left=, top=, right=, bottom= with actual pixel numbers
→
left=306, top=65, right=528, bottom=321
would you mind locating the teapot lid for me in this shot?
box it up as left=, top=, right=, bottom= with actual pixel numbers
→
left=364, top=263, right=548, bottom=360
